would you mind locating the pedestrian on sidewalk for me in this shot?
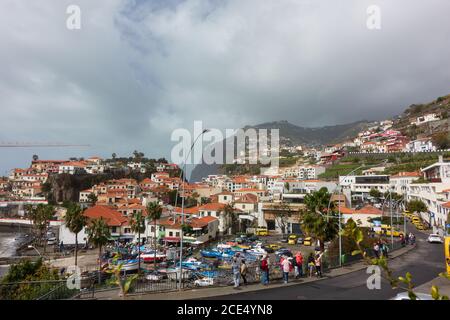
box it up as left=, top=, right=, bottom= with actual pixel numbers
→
left=307, top=253, right=315, bottom=278
left=373, top=242, right=380, bottom=258
left=315, top=252, right=323, bottom=278
left=232, top=257, right=241, bottom=288
left=260, top=255, right=269, bottom=285
left=240, top=259, right=248, bottom=285
left=295, top=251, right=304, bottom=278
left=292, top=253, right=298, bottom=278
left=281, top=255, right=292, bottom=284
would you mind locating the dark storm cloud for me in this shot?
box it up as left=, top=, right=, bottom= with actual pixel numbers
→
left=1, top=0, right=450, bottom=172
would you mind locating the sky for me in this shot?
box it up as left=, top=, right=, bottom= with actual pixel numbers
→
left=1, top=0, right=450, bottom=175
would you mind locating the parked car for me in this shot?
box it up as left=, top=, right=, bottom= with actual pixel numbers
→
left=303, top=237, right=312, bottom=246
left=391, top=292, right=433, bottom=300
left=275, top=248, right=292, bottom=257
left=261, top=246, right=274, bottom=253
left=47, top=237, right=57, bottom=245
left=255, top=228, right=268, bottom=236
left=288, top=234, right=299, bottom=245
left=427, top=234, right=444, bottom=244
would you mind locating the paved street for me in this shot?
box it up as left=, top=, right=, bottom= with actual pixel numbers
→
left=212, top=228, right=446, bottom=300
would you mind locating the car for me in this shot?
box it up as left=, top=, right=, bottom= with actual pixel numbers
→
left=303, top=237, right=312, bottom=246
left=386, top=229, right=404, bottom=237
left=266, top=243, right=282, bottom=250
left=261, top=246, right=274, bottom=253
left=427, top=234, right=443, bottom=244
left=248, top=235, right=259, bottom=242
left=296, top=237, right=304, bottom=245
left=288, top=234, right=299, bottom=245
left=390, top=292, right=433, bottom=300
left=255, top=228, right=269, bottom=236
left=47, top=237, right=57, bottom=245
left=275, top=248, right=292, bottom=257
left=411, top=217, right=421, bottom=223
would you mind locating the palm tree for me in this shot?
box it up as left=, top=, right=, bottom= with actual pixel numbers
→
left=304, top=187, right=334, bottom=215
left=86, top=218, right=111, bottom=281
left=146, top=202, right=163, bottom=270
left=302, top=188, right=338, bottom=251
left=65, top=203, right=87, bottom=266
left=301, top=210, right=339, bottom=251
left=129, top=211, right=146, bottom=273
left=220, top=203, right=237, bottom=235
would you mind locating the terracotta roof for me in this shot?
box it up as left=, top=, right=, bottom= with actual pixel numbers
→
left=198, top=202, right=227, bottom=211
left=442, top=202, right=450, bottom=209
left=174, top=206, right=200, bottom=215
left=235, top=193, right=258, bottom=204
left=84, top=205, right=127, bottom=227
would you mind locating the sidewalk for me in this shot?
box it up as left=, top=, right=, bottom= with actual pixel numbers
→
left=94, top=244, right=416, bottom=300
left=414, top=275, right=450, bottom=297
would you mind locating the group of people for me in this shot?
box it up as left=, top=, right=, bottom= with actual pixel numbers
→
left=401, top=232, right=416, bottom=246
left=373, top=240, right=390, bottom=258
left=230, top=250, right=326, bottom=288
left=279, top=251, right=324, bottom=284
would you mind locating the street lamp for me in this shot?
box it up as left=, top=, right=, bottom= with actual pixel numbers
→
left=28, top=245, right=42, bottom=257
left=175, top=129, right=209, bottom=290
left=325, top=160, right=388, bottom=267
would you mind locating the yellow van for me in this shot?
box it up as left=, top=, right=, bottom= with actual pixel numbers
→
left=303, top=237, right=312, bottom=246
left=255, top=228, right=268, bottom=236
left=288, top=234, right=299, bottom=245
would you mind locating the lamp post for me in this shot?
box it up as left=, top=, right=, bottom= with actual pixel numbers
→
left=177, top=129, right=209, bottom=290
left=325, top=159, right=388, bottom=267
left=28, top=245, right=42, bottom=257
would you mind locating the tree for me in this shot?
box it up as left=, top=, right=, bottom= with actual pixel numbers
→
left=86, top=218, right=111, bottom=280
left=0, top=258, right=60, bottom=300
left=146, top=202, right=163, bottom=270
left=304, top=187, right=334, bottom=215
left=64, top=203, right=87, bottom=267
left=220, top=203, right=238, bottom=235
left=301, top=210, right=340, bottom=251
left=32, top=154, right=39, bottom=161
left=112, top=153, right=117, bottom=160
left=301, top=188, right=340, bottom=250
left=30, top=204, right=55, bottom=253
left=369, top=188, right=382, bottom=199
left=87, top=193, right=98, bottom=206
left=129, top=211, right=146, bottom=273
left=406, top=199, right=427, bottom=213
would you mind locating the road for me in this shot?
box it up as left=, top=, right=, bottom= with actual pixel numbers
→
left=213, top=227, right=446, bottom=300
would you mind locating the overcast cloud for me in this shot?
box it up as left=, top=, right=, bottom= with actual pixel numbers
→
left=1, top=0, right=450, bottom=173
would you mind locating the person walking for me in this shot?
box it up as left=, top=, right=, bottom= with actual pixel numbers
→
left=315, top=252, right=323, bottom=278
left=307, top=252, right=315, bottom=278
left=281, top=255, right=291, bottom=284
left=295, top=251, right=304, bottom=278
left=260, top=255, right=269, bottom=285
left=373, top=242, right=380, bottom=258
left=232, top=257, right=241, bottom=289
left=292, top=253, right=299, bottom=278
left=240, top=259, right=248, bottom=285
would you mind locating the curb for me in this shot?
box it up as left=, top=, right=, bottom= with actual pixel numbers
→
left=195, top=243, right=417, bottom=299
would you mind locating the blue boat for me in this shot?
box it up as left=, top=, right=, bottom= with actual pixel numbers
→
left=200, top=249, right=222, bottom=258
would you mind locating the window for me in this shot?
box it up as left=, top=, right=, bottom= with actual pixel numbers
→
left=169, top=231, right=173, bottom=237
left=176, top=232, right=180, bottom=237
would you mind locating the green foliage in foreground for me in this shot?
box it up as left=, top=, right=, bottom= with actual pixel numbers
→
left=0, top=258, right=61, bottom=300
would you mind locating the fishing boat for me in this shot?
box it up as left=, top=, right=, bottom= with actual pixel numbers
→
left=200, top=249, right=222, bottom=258
left=140, top=251, right=166, bottom=263
left=113, top=259, right=139, bottom=272
left=164, top=268, right=192, bottom=281
left=217, top=243, right=232, bottom=250
left=246, top=247, right=267, bottom=256
left=194, top=277, right=214, bottom=287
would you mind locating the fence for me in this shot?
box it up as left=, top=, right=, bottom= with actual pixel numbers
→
left=0, top=279, right=79, bottom=300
